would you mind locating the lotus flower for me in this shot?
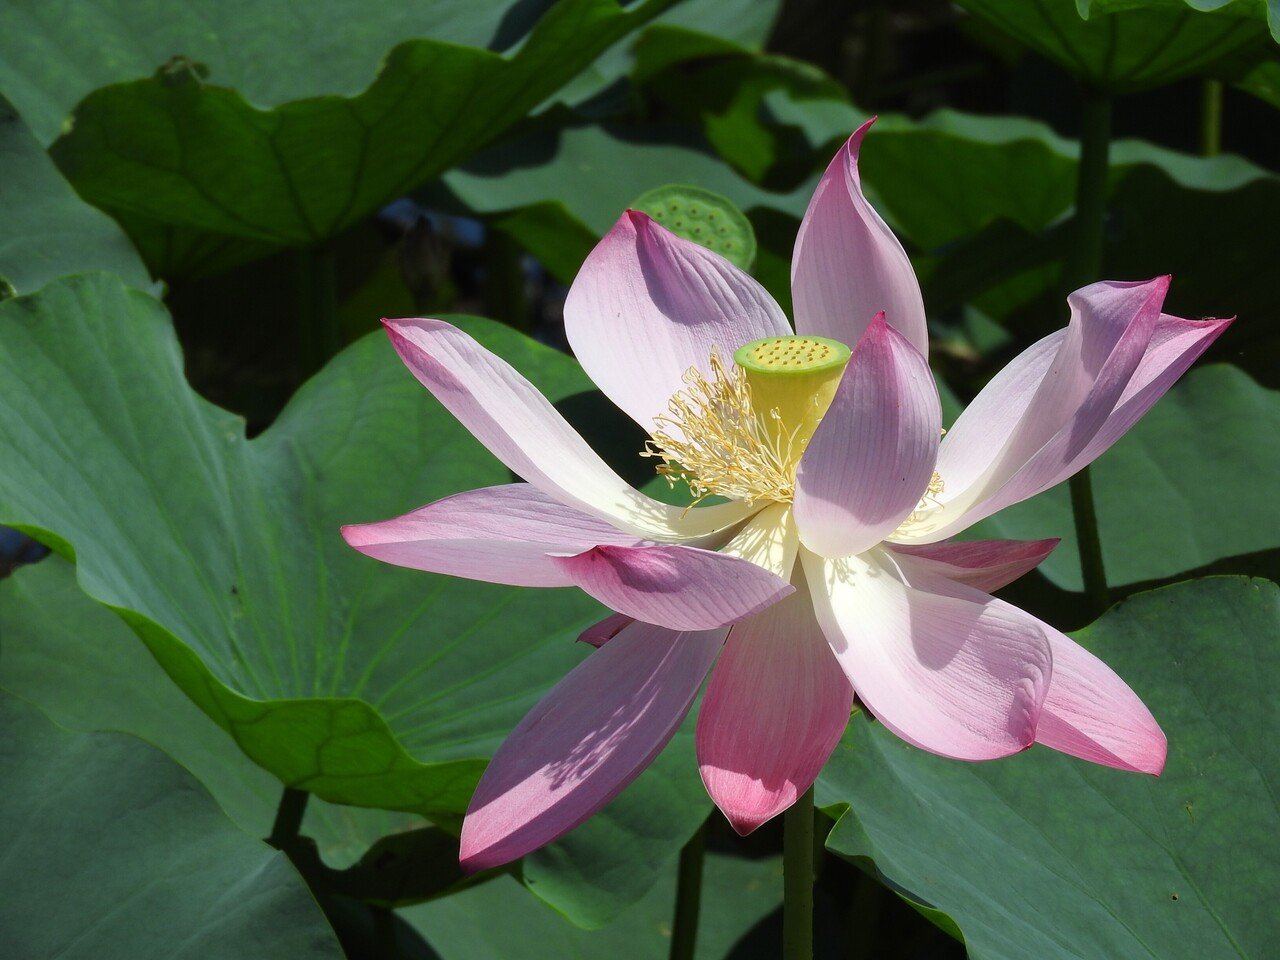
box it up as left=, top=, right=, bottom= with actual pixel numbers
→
left=342, top=118, right=1229, bottom=871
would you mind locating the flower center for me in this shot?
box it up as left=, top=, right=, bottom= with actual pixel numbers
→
left=893, top=470, right=946, bottom=538
left=642, top=335, right=851, bottom=505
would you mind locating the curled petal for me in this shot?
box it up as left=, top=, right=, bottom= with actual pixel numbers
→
left=574, top=503, right=796, bottom=646
left=564, top=210, right=791, bottom=431
left=459, top=621, right=725, bottom=872
left=550, top=543, right=793, bottom=631
left=697, top=580, right=852, bottom=835
left=905, top=279, right=1231, bottom=541
left=381, top=317, right=754, bottom=541
left=888, top=538, right=1060, bottom=593
left=803, top=548, right=1052, bottom=761
left=342, top=484, right=645, bottom=587
left=791, top=118, right=927, bottom=355
left=1055, top=313, right=1234, bottom=474
left=794, top=313, right=941, bottom=558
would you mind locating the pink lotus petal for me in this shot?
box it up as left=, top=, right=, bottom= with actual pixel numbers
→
left=911, top=280, right=1230, bottom=541
left=342, top=484, right=646, bottom=587
left=949, top=278, right=1167, bottom=496
left=1035, top=623, right=1166, bottom=775
left=1055, top=313, right=1233, bottom=475
left=697, top=586, right=852, bottom=835
left=550, top=543, right=794, bottom=631
left=791, top=118, right=927, bottom=355
left=921, top=330, right=1066, bottom=513
left=958, top=278, right=1168, bottom=515
left=563, top=210, right=791, bottom=431
left=888, top=538, right=1060, bottom=592
left=803, top=548, right=1052, bottom=761
left=381, top=317, right=754, bottom=541
left=459, top=620, right=725, bottom=872
left=794, top=313, right=941, bottom=558
left=577, top=612, right=634, bottom=648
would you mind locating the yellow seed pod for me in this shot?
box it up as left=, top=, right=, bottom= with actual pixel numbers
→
left=733, top=335, right=852, bottom=450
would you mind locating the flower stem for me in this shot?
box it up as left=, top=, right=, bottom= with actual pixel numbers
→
left=1065, top=88, right=1111, bottom=293
left=668, top=820, right=707, bottom=960
left=1201, top=79, right=1223, bottom=157
left=1065, top=87, right=1113, bottom=617
left=783, top=786, right=816, bottom=960
left=268, top=786, right=310, bottom=849
left=1068, top=464, right=1108, bottom=614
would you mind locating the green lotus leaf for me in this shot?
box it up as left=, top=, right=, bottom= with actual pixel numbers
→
left=0, top=691, right=343, bottom=959
left=956, top=0, right=1268, bottom=90
left=1081, top=0, right=1279, bottom=44
left=0, top=271, right=711, bottom=923
left=0, top=97, right=147, bottom=296
left=24, top=0, right=674, bottom=276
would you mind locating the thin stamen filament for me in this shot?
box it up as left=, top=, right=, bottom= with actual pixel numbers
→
left=642, top=350, right=801, bottom=506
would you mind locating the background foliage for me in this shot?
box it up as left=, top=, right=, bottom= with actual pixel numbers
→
left=0, top=0, right=1276, bottom=957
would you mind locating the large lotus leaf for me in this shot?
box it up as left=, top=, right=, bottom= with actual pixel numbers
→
left=555, top=0, right=783, bottom=109
left=0, top=0, right=556, bottom=146
left=817, top=576, right=1280, bottom=959
left=0, top=97, right=148, bottom=296
left=406, top=853, right=783, bottom=959
left=1081, top=0, right=1280, bottom=43
left=956, top=0, right=1267, bottom=90
left=1, top=0, right=780, bottom=147
left=0, top=692, right=343, bottom=959
left=0, top=554, right=709, bottom=925
left=0, top=555, right=411, bottom=861
left=0, top=564, right=722, bottom=942
left=967, top=364, right=1280, bottom=592
left=40, top=0, right=671, bottom=276
left=0, top=272, right=683, bottom=825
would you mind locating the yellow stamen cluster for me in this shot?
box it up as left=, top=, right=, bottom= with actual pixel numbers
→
left=642, top=350, right=800, bottom=506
